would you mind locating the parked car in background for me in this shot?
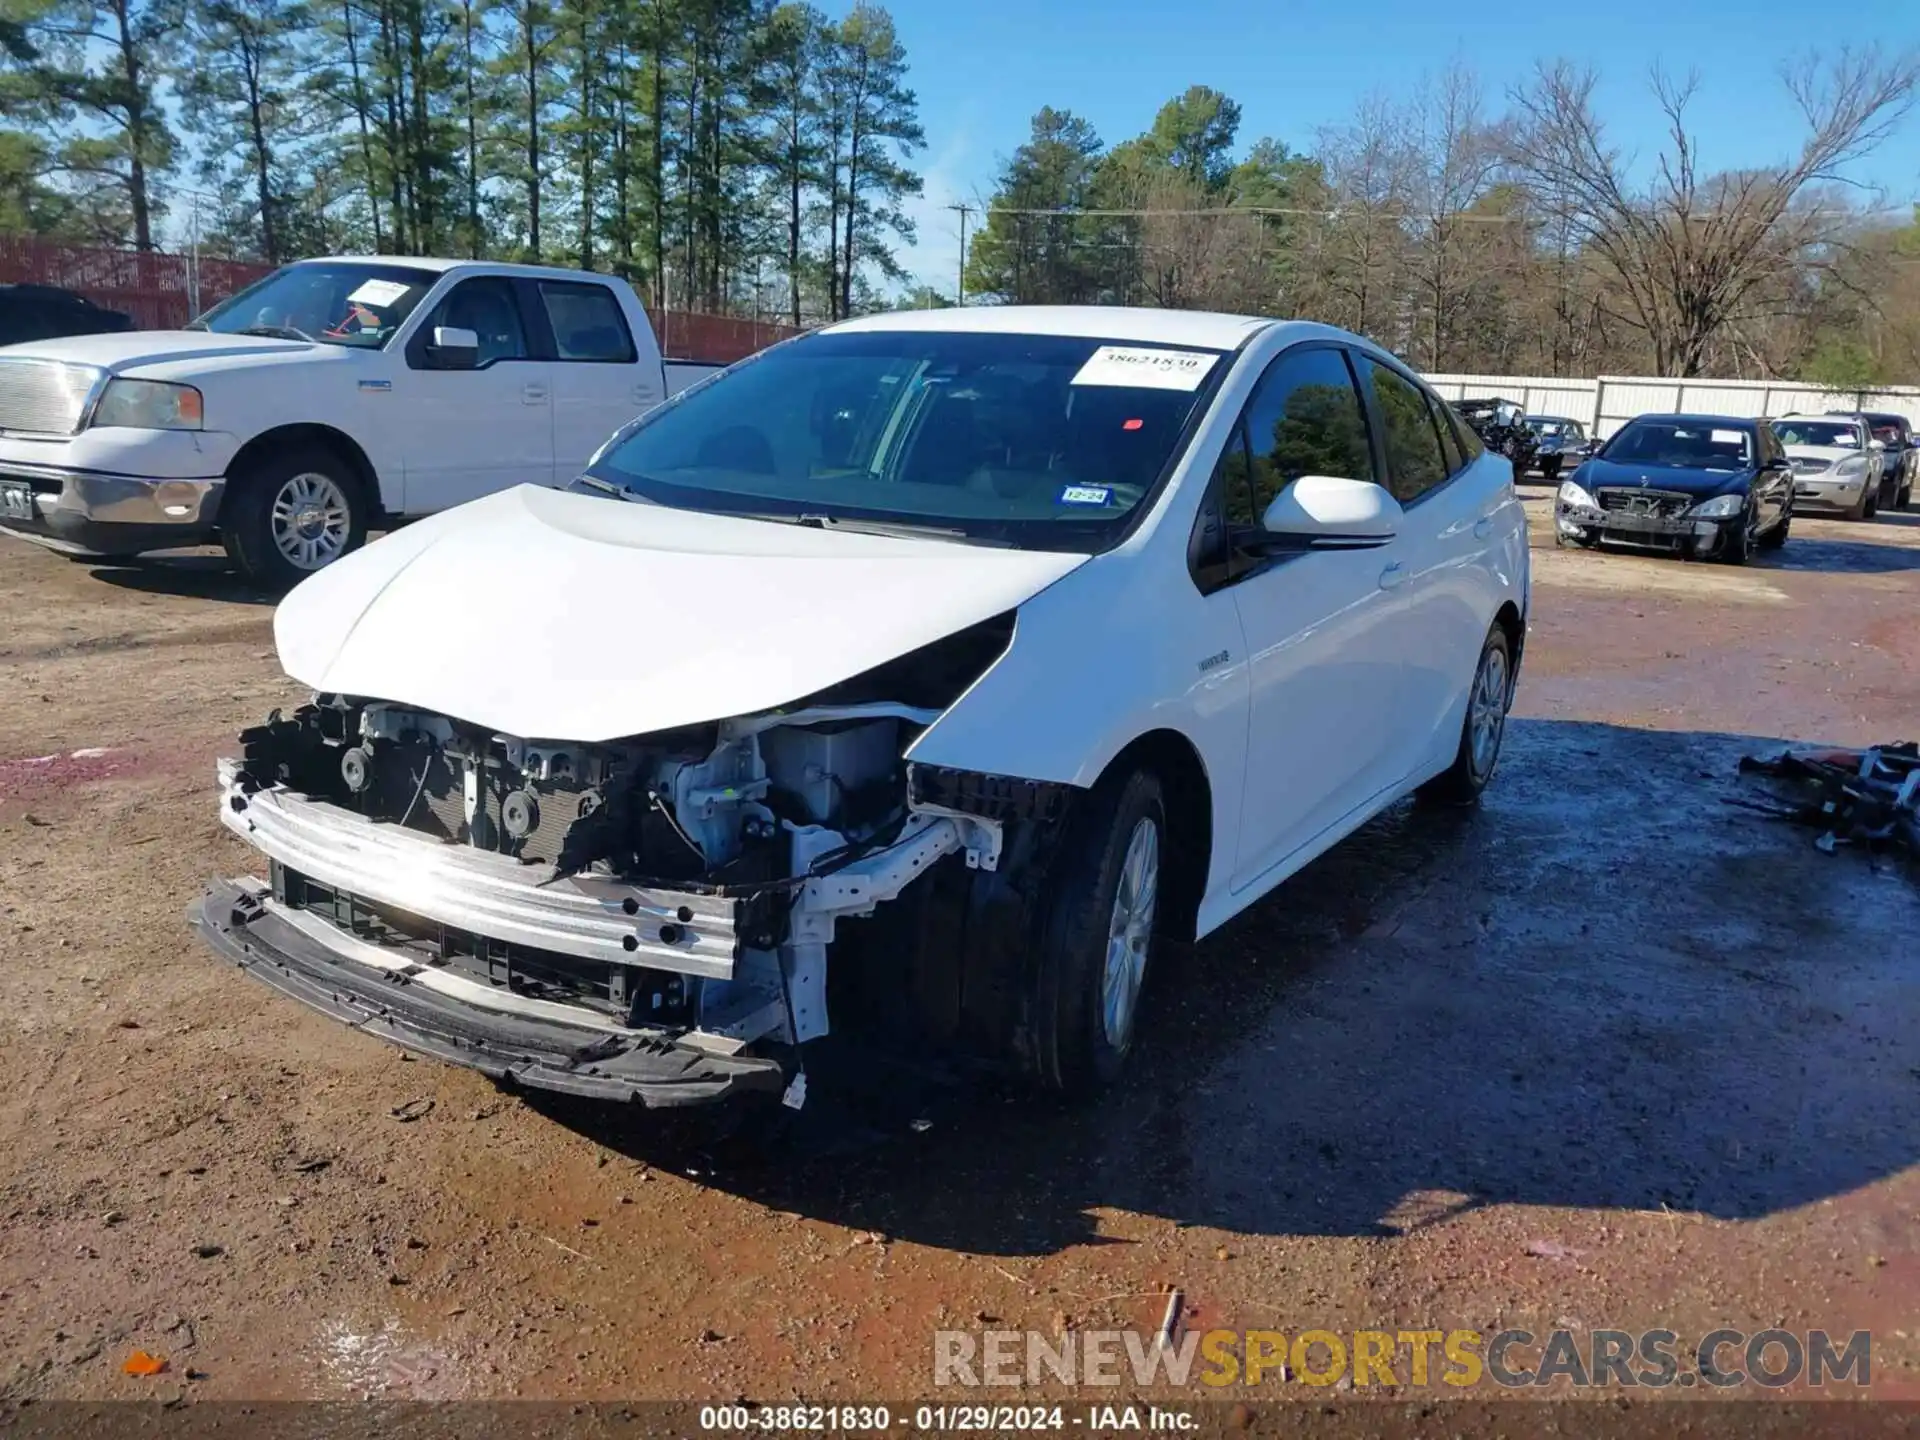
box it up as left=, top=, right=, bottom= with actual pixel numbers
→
left=0, top=284, right=134, bottom=346
left=1825, top=410, right=1915, bottom=511
left=1455, top=396, right=1539, bottom=475
left=1773, top=414, right=1883, bottom=521
left=1522, top=414, right=1593, bottom=481
left=194, top=307, right=1530, bottom=1106
left=1556, top=413, right=1792, bottom=563
left=0, top=257, right=667, bottom=586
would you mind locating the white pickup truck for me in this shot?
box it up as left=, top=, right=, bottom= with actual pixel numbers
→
left=0, top=257, right=673, bottom=586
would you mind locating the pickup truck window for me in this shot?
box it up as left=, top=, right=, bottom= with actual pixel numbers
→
left=191, top=261, right=437, bottom=347
left=419, top=278, right=529, bottom=366
left=538, top=281, right=635, bottom=362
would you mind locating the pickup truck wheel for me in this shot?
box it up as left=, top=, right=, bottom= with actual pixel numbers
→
left=1418, top=624, right=1512, bottom=806
left=1032, top=768, right=1165, bottom=1096
left=222, top=448, right=366, bottom=588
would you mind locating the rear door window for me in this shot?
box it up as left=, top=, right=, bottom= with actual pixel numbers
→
left=538, top=281, right=636, bottom=363
left=1360, top=359, right=1451, bottom=503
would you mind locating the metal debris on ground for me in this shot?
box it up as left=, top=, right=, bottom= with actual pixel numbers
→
left=1734, top=742, right=1920, bottom=858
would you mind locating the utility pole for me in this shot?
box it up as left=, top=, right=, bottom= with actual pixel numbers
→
left=948, top=202, right=974, bottom=305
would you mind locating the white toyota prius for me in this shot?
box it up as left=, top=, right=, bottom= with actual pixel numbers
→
left=195, top=307, right=1530, bottom=1107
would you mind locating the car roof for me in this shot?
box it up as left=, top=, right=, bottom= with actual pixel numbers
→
left=292, top=255, right=626, bottom=284
left=1525, top=414, right=1582, bottom=423
left=1778, top=413, right=1859, bottom=422
left=824, top=304, right=1279, bottom=350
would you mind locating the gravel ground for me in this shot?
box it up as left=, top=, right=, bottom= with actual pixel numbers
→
left=2, top=490, right=1919, bottom=1413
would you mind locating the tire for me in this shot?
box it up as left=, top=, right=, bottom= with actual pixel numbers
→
left=1719, top=508, right=1752, bottom=565
left=1419, top=624, right=1512, bottom=807
left=1757, top=507, right=1790, bottom=551
left=1847, top=480, right=1872, bottom=522
left=221, top=446, right=368, bottom=589
left=1031, top=768, right=1167, bottom=1096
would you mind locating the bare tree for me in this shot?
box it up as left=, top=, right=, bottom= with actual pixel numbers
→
left=1302, top=94, right=1414, bottom=346
left=1403, top=62, right=1505, bottom=369
left=1505, top=52, right=1916, bottom=376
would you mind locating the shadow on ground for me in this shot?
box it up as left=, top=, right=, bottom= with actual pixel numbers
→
left=86, top=552, right=277, bottom=606
left=1756, top=532, right=1920, bottom=575
left=535, top=719, right=1920, bottom=1254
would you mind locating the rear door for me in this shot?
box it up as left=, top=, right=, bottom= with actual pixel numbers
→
left=1202, top=342, right=1413, bottom=890
left=401, top=274, right=556, bottom=512
left=1354, top=354, right=1507, bottom=785
left=531, top=278, right=665, bottom=479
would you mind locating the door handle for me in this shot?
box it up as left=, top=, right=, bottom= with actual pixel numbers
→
left=1379, top=561, right=1407, bottom=590
left=523, top=383, right=548, bottom=404
left=1473, top=516, right=1493, bottom=539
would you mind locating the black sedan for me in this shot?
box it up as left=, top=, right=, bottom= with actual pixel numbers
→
left=1554, top=414, right=1792, bottom=564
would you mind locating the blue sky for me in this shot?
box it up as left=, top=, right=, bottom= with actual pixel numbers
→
left=886, top=0, right=1920, bottom=298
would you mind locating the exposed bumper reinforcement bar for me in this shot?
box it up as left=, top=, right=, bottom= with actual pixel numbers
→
left=217, top=759, right=741, bottom=980
left=191, top=878, right=788, bottom=1107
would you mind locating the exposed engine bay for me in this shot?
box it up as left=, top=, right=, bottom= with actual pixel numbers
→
left=191, top=616, right=1073, bottom=1106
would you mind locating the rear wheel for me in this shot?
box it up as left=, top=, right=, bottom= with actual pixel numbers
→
left=1418, top=624, right=1512, bottom=806
left=1031, top=768, right=1166, bottom=1096
left=221, top=447, right=367, bottom=589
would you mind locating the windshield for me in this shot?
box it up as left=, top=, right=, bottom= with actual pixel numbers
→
left=1526, top=417, right=1583, bottom=438
left=1774, top=420, right=1860, bottom=448
left=1602, top=420, right=1753, bottom=471
left=587, top=329, right=1228, bottom=549
left=190, top=262, right=439, bottom=348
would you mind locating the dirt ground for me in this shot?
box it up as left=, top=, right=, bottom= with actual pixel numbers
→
left=3, top=488, right=1919, bottom=1414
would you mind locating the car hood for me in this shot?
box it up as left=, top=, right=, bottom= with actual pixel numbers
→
left=1782, top=444, right=1867, bottom=464
left=0, top=329, right=311, bottom=375
left=275, top=484, right=1090, bottom=742
left=1572, top=457, right=1751, bottom=498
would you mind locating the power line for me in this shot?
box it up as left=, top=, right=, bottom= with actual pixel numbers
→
left=976, top=201, right=1920, bottom=225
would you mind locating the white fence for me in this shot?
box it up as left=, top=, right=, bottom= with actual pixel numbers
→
left=1423, top=373, right=1920, bottom=440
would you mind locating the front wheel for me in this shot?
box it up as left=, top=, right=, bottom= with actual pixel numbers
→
left=1031, top=768, right=1166, bottom=1096
left=221, top=447, right=368, bottom=588
left=1418, top=624, right=1512, bottom=806
left=1719, top=510, right=1753, bottom=565
left=1757, top=508, right=1791, bottom=551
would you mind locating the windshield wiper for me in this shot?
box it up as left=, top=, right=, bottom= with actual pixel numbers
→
left=238, top=324, right=315, bottom=342
left=571, top=474, right=640, bottom=502
left=183, top=319, right=208, bottom=332
left=788, top=513, right=1011, bottom=546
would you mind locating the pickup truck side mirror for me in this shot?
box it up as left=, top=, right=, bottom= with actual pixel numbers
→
left=1259, top=475, right=1402, bottom=550
left=1868, top=438, right=1886, bottom=451
left=427, top=326, right=480, bottom=370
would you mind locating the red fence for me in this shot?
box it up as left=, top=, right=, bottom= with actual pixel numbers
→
left=0, top=235, right=270, bottom=329
left=0, top=235, right=802, bottom=363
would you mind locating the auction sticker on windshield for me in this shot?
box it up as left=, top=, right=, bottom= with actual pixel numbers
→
left=1072, top=345, right=1218, bottom=390
left=348, top=278, right=412, bottom=308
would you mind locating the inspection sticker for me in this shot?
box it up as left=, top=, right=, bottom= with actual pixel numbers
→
left=1711, top=429, right=1745, bottom=445
left=1070, top=345, right=1218, bottom=391
left=1057, top=484, right=1114, bottom=506
left=348, top=278, right=412, bottom=308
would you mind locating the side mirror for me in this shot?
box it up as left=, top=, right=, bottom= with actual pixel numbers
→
left=1260, top=475, right=1402, bottom=549
left=427, top=325, right=479, bottom=370
left=1868, top=438, right=1886, bottom=451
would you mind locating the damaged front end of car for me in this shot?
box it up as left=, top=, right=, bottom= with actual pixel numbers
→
left=191, top=615, right=1056, bottom=1108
